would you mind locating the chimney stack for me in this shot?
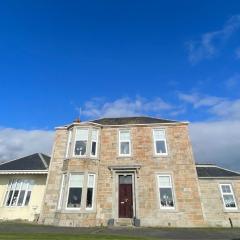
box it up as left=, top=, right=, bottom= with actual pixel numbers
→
left=73, top=117, right=81, bottom=123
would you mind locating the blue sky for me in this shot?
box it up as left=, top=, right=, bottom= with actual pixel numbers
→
left=0, top=1, right=240, bottom=170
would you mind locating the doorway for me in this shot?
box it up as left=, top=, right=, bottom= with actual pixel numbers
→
left=118, top=175, right=133, bottom=218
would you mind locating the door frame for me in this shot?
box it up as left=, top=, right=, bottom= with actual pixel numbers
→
left=113, top=171, right=136, bottom=219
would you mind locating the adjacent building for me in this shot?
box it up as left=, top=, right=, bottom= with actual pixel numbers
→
left=39, top=116, right=240, bottom=227
left=0, top=153, right=50, bottom=221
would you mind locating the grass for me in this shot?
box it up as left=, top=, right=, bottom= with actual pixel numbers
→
left=0, top=233, right=158, bottom=240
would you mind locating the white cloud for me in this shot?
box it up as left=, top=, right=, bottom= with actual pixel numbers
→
left=190, top=121, right=240, bottom=171
left=178, top=92, right=224, bottom=108
left=0, top=128, right=54, bottom=163
left=186, top=15, right=240, bottom=63
left=81, top=96, right=175, bottom=118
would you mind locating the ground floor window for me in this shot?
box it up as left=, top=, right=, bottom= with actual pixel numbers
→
left=4, top=179, right=34, bottom=207
left=58, top=172, right=96, bottom=210
left=219, top=184, right=237, bottom=210
left=66, top=174, right=84, bottom=209
left=157, top=175, right=175, bottom=209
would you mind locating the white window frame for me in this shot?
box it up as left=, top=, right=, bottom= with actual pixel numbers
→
left=119, top=129, right=131, bottom=157
left=153, top=129, right=168, bottom=156
left=90, top=129, right=99, bottom=158
left=65, top=173, right=84, bottom=210
left=73, top=128, right=89, bottom=157
left=219, top=184, right=238, bottom=210
left=65, top=129, right=73, bottom=158
left=57, top=174, right=67, bottom=210
left=157, top=174, right=175, bottom=210
left=86, top=174, right=96, bottom=210
left=3, top=179, right=34, bottom=207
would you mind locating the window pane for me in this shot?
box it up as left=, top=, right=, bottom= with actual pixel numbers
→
left=87, top=175, right=95, bottom=188
left=223, top=195, right=236, bottom=208
left=3, top=191, right=9, bottom=206
left=67, top=188, right=82, bottom=208
left=17, top=190, right=26, bottom=206
left=11, top=190, right=19, bottom=206
left=160, top=188, right=174, bottom=208
left=156, top=140, right=166, bottom=154
left=25, top=191, right=31, bottom=206
left=74, top=140, right=87, bottom=156
left=92, top=129, right=98, bottom=141
left=75, top=129, right=88, bottom=140
left=159, top=176, right=171, bottom=187
left=120, top=142, right=130, bottom=155
left=154, top=130, right=165, bottom=140
left=21, top=180, right=29, bottom=190
left=69, top=174, right=84, bottom=188
left=6, top=191, right=13, bottom=206
left=86, top=188, right=93, bottom=208
left=120, top=131, right=130, bottom=141
left=221, top=185, right=231, bottom=193
left=119, top=175, right=132, bottom=184
left=91, top=141, right=96, bottom=156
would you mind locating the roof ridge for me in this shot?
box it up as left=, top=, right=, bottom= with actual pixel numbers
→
left=38, top=153, right=48, bottom=169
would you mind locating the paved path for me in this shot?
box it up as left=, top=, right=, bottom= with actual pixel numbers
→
left=0, top=222, right=239, bottom=240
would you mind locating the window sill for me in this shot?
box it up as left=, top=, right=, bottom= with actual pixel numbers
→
left=159, top=208, right=178, bottom=212
left=56, top=209, right=96, bottom=214
left=223, top=209, right=240, bottom=213
left=117, top=156, right=133, bottom=160
left=152, top=155, right=170, bottom=159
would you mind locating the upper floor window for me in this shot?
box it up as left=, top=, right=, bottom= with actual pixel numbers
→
left=119, top=129, right=131, bottom=156
left=153, top=129, right=168, bottom=156
left=74, top=129, right=89, bottom=156
left=158, top=175, right=175, bottom=209
left=90, top=129, right=99, bottom=157
left=3, top=179, right=34, bottom=207
left=219, top=184, right=237, bottom=210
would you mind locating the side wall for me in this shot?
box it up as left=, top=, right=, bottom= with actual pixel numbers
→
left=199, top=179, right=240, bottom=227
left=0, top=174, right=47, bottom=221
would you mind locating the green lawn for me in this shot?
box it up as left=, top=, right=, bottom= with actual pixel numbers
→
left=0, top=233, right=158, bottom=240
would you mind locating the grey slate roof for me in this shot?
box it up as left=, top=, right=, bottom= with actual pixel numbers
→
left=91, top=116, right=179, bottom=125
left=196, top=164, right=240, bottom=178
left=0, top=153, right=50, bottom=171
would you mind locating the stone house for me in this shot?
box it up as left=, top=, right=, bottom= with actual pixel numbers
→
left=0, top=153, right=50, bottom=221
left=39, top=116, right=240, bottom=227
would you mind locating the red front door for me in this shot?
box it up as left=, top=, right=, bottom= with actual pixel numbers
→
left=119, top=175, right=133, bottom=218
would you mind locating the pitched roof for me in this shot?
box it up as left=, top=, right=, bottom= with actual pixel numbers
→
left=0, top=153, right=50, bottom=172
left=196, top=164, right=240, bottom=178
left=91, top=116, right=180, bottom=125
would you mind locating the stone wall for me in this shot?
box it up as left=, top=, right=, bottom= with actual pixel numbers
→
left=199, top=179, right=240, bottom=227
left=40, top=123, right=206, bottom=227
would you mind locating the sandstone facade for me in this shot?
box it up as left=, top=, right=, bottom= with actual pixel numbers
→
left=39, top=117, right=240, bottom=227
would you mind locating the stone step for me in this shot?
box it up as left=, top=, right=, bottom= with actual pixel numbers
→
left=115, top=218, right=133, bottom=227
